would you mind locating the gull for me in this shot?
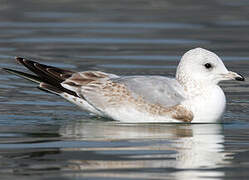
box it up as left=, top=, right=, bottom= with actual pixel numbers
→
left=2, top=48, right=245, bottom=123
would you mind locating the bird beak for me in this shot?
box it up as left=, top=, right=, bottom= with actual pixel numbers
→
left=223, top=71, right=245, bottom=81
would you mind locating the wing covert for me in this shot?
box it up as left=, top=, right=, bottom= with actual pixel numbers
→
left=113, top=76, right=186, bottom=108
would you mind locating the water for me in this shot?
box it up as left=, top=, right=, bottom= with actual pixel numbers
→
left=0, top=0, right=249, bottom=179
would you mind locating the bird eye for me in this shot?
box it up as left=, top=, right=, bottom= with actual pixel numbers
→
left=204, top=63, right=212, bottom=69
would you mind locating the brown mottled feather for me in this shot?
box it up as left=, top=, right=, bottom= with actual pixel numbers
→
left=63, top=71, right=110, bottom=86
left=80, top=80, right=193, bottom=122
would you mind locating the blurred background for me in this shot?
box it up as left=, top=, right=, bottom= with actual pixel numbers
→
left=0, top=0, right=249, bottom=180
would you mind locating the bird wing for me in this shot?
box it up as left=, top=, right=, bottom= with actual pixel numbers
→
left=3, top=57, right=193, bottom=122
left=62, top=75, right=193, bottom=122
left=114, top=76, right=186, bottom=107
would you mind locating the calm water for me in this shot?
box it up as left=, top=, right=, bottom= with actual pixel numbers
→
left=0, top=0, right=249, bottom=179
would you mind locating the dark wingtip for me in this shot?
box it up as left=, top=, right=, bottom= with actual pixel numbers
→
left=15, top=57, right=25, bottom=64
left=235, top=73, right=245, bottom=81
left=1, top=67, right=16, bottom=73
left=1, top=67, right=9, bottom=72
left=235, top=76, right=245, bottom=81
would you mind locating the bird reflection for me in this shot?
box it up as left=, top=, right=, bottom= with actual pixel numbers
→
left=59, top=122, right=228, bottom=180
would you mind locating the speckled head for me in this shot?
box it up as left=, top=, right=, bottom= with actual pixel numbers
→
left=176, top=48, right=244, bottom=86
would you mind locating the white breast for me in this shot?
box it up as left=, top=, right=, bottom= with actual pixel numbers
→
left=184, top=85, right=226, bottom=123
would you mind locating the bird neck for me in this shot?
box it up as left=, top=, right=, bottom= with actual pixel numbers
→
left=176, top=75, right=213, bottom=97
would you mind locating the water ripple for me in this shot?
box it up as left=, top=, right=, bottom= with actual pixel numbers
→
left=9, top=37, right=208, bottom=45
left=0, top=22, right=204, bottom=30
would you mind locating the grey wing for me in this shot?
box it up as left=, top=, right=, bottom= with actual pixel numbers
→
left=113, top=76, right=186, bottom=107
left=62, top=74, right=193, bottom=122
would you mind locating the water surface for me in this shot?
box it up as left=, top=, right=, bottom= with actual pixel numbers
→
left=0, top=0, right=249, bottom=179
